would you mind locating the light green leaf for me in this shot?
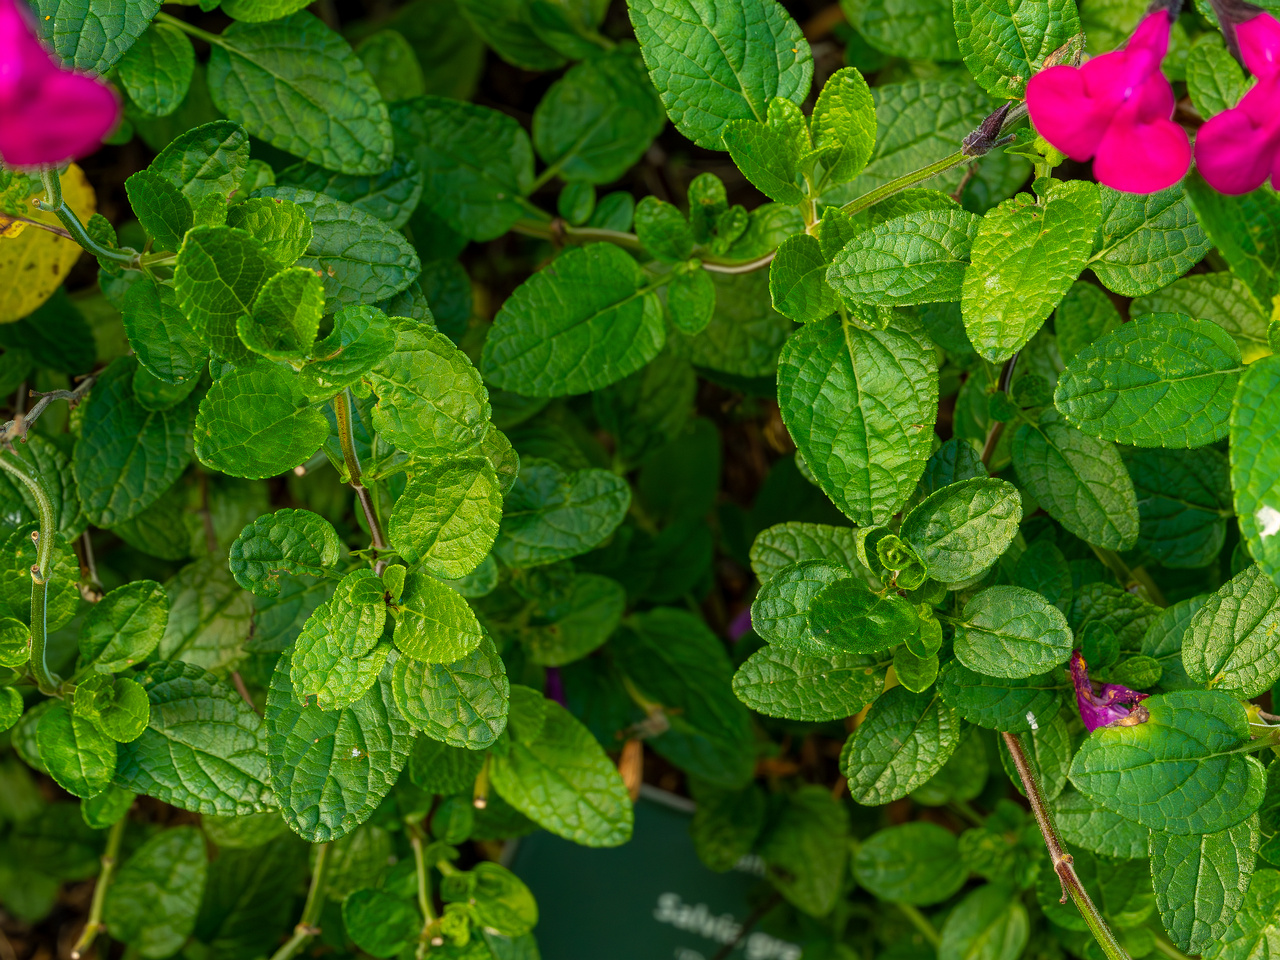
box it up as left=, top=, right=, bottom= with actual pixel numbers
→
left=777, top=316, right=937, bottom=526
left=122, top=275, right=207, bottom=385
left=749, top=522, right=860, bottom=584
left=900, top=477, right=1021, bottom=584
left=723, top=98, right=808, bottom=205
left=252, top=185, right=420, bottom=311
left=840, top=0, right=960, bottom=59
left=158, top=557, right=255, bottom=675
left=962, top=181, right=1101, bottom=363
left=225, top=197, right=313, bottom=270
left=938, top=661, right=1064, bottom=732
left=229, top=509, right=341, bottom=597
left=389, top=459, right=501, bottom=579
left=1186, top=34, right=1250, bottom=119
left=115, top=661, right=274, bottom=816
left=939, top=885, right=1028, bottom=960
left=37, top=703, right=117, bottom=799
left=292, top=570, right=389, bottom=710
left=493, top=458, right=630, bottom=568
left=1012, top=412, right=1138, bottom=550
left=194, top=363, right=328, bottom=479
left=532, top=46, right=666, bottom=184
left=954, top=0, right=1080, bottom=98
left=1204, top=868, right=1280, bottom=960
left=1055, top=313, right=1243, bottom=448
left=125, top=169, right=194, bottom=251
left=954, top=585, right=1073, bottom=679
left=391, top=96, right=534, bottom=242
left=72, top=356, right=197, bottom=527
left=828, top=209, right=981, bottom=306
left=297, top=305, right=396, bottom=400
left=769, top=233, right=839, bottom=323
left=275, top=156, right=424, bottom=230
left=732, top=645, right=881, bottom=721
left=1183, top=565, right=1280, bottom=699
left=853, top=821, right=967, bottom=905
left=391, top=633, right=509, bottom=749
left=481, top=244, right=664, bottom=397
left=73, top=674, right=151, bottom=743
left=1054, top=788, right=1150, bottom=859
left=241, top=267, right=324, bottom=362
left=174, top=225, right=275, bottom=362
left=1150, top=815, right=1260, bottom=954
left=810, top=66, right=875, bottom=185
left=1069, top=689, right=1267, bottom=834
left=627, top=0, right=813, bottom=151
left=1184, top=173, right=1280, bottom=307
left=266, top=653, right=412, bottom=842
left=393, top=570, right=484, bottom=665
left=32, top=0, right=162, bottom=74
left=490, top=689, right=633, bottom=847
left=343, top=888, right=418, bottom=958
left=208, top=12, right=393, bottom=175
left=1232, top=355, right=1280, bottom=585
left=105, top=826, right=207, bottom=959
left=750, top=558, right=852, bottom=648
left=1089, top=183, right=1211, bottom=297
left=809, top=578, right=919, bottom=653
left=843, top=685, right=961, bottom=804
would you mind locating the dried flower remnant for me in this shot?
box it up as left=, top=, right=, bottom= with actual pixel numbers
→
left=1070, top=650, right=1150, bottom=731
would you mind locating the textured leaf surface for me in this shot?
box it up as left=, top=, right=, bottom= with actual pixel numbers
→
left=749, top=523, right=860, bottom=583
left=1055, top=788, right=1150, bottom=859
left=853, top=821, right=967, bottom=905
left=116, top=661, right=274, bottom=816
left=809, top=578, right=920, bottom=654
left=954, top=586, right=1073, bottom=679
left=32, top=0, right=163, bottom=74
left=777, top=317, right=937, bottom=526
left=953, top=0, right=1080, bottom=98
left=104, top=826, right=206, bottom=959
left=389, top=459, right=501, bottom=579
left=1232, top=355, right=1280, bottom=586
left=37, top=704, right=116, bottom=799
left=732, top=645, right=881, bottom=721
left=899, top=477, right=1021, bottom=583
left=842, top=0, right=959, bottom=59
left=1125, top=446, right=1231, bottom=569
left=1185, top=173, right=1280, bottom=306
left=275, top=156, right=424, bottom=229
left=769, top=234, right=839, bottom=323
left=174, top=225, right=274, bottom=362
left=79, top=580, right=170, bottom=673
left=1183, top=565, right=1280, bottom=699
left=494, top=459, right=630, bottom=568
left=393, top=570, right=483, bottom=665
left=266, top=654, right=412, bottom=842
left=750, top=559, right=852, bottom=648
left=291, top=570, right=388, bottom=710
left=1134, top=272, right=1270, bottom=364
left=390, top=634, right=509, bottom=749
left=1204, top=868, right=1280, bottom=960
left=827, top=209, right=979, bottom=306
left=1089, top=184, right=1211, bottom=297
left=122, top=276, right=207, bottom=385
left=843, top=686, right=961, bottom=804
left=1069, top=690, right=1266, bottom=834
left=229, top=509, right=341, bottom=597
left=1055, top=313, right=1243, bottom=448
left=938, top=661, right=1063, bottom=732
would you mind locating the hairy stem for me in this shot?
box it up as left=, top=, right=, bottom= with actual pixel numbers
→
left=36, top=167, right=138, bottom=268
left=1001, top=732, right=1131, bottom=960
left=511, top=217, right=646, bottom=255
left=268, top=843, right=331, bottom=960
left=333, top=389, right=390, bottom=573
left=70, top=812, right=128, bottom=960
left=895, top=902, right=942, bottom=948
left=0, top=448, right=59, bottom=694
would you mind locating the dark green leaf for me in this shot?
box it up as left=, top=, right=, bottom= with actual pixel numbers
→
left=954, top=586, right=1073, bottom=679
left=843, top=685, right=961, bottom=804
left=900, top=477, right=1021, bottom=584
left=105, top=826, right=207, bottom=959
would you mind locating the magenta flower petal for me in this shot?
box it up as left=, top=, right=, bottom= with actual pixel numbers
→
left=1025, top=65, right=1113, bottom=160
left=0, top=0, right=121, bottom=167
left=1196, top=95, right=1279, bottom=194
left=1070, top=651, right=1149, bottom=732
left=1239, top=12, right=1280, bottom=80
left=1094, top=115, right=1193, bottom=193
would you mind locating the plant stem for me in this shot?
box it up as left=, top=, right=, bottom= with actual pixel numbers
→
left=408, top=821, right=440, bottom=958
left=841, top=151, right=970, bottom=217
left=70, top=812, right=128, bottom=960
left=332, top=390, right=390, bottom=574
left=268, top=843, right=331, bottom=960
left=980, top=353, right=1019, bottom=468
left=895, top=902, right=942, bottom=948
left=1089, top=546, right=1167, bottom=607
left=1001, top=732, right=1131, bottom=960
left=36, top=167, right=138, bottom=268
left=511, top=217, right=646, bottom=255
left=154, top=11, right=225, bottom=46
left=2, top=375, right=97, bottom=445
left=0, top=447, right=59, bottom=694
left=1150, top=934, right=1193, bottom=960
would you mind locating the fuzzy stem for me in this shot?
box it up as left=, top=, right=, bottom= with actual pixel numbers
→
left=0, top=449, right=58, bottom=694
left=1001, top=732, right=1131, bottom=960
left=895, top=903, right=942, bottom=948
left=268, top=843, right=331, bottom=960
left=70, top=812, right=128, bottom=960
left=36, top=167, right=138, bottom=268
left=333, top=389, right=390, bottom=573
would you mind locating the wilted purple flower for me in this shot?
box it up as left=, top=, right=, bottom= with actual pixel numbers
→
left=1070, top=651, right=1149, bottom=732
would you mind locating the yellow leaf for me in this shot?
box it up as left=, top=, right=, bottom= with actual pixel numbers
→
left=0, top=164, right=96, bottom=324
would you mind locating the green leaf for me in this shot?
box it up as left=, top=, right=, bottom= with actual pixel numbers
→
left=750, top=558, right=852, bottom=648
left=115, top=661, right=274, bottom=816
left=532, top=46, right=666, bottom=184
left=1125, top=446, right=1231, bottom=569
left=224, top=197, right=313, bottom=270
left=122, top=275, right=207, bottom=385
left=522, top=573, right=625, bottom=666
left=342, top=888, right=418, bottom=958
left=827, top=209, right=981, bottom=306
left=194, top=363, right=328, bottom=479
left=1186, top=34, right=1249, bottom=119
left=810, top=66, right=876, bottom=185
left=732, top=644, right=881, bottom=721
left=391, top=96, right=534, bottom=242
left=31, top=0, right=162, bottom=74
left=723, top=98, right=808, bottom=205
left=1012, top=412, right=1139, bottom=550
left=634, top=197, right=694, bottom=262
left=1205, top=868, right=1280, bottom=960
left=809, top=578, right=919, bottom=653
left=1135, top=272, right=1271, bottom=365
left=1036, top=846, right=1155, bottom=931
left=229, top=509, right=341, bottom=598
left=208, top=13, right=393, bottom=175
left=0, top=434, right=86, bottom=542
left=1069, top=689, right=1266, bottom=834
left=37, top=703, right=117, bottom=799
left=1054, top=788, right=1150, bottom=859
left=157, top=557, right=256, bottom=674
left=149, top=120, right=250, bottom=202
left=252, top=185, right=421, bottom=311
left=220, top=0, right=312, bottom=20
left=494, top=458, right=630, bottom=568
left=132, top=366, right=200, bottom=413
left=0, top=618, right=28, bottom=669
left=614, top=608, right=755, bottom=788
left=938, top=661, right=1064, bottom=732
left=241, top=267, right=324, bottom=362
left=1089, top=183, right=1211, bottom=297
left=1055, top=313, right=1243, bottom=449
left=962, top=181, right=1101, bottom=363
left=266, top=653, right=412, bottom=842
left=456, top=0, right=565, bottom=70
left=391, top=633, right=509, bottom=749
left=72, top=356, right=197, bottom=527
left=1055, top=280, right=1123, bottom=365
left=841, top=0, right=960, bottom=59
left=673, top=268, right=796, bottom=378
left=953, top=0, right=1080, bottom=99
left=298, top=305, right=396, bottom=400
left=410, top=737, right=485, bottom=795
left=1232, top=355, right=1280, bottom=585
left=393, top=569, right=483, bottom=665
left=627, top=0, right=813, bottom=151
left=73, top=674, right=151, bottom=743
left=689, top=782, right=765, bottom=872
left=1183, top=564, right=1280, bottom=699
left=1150, top=815, right=1260, bottom=954
left=0, top=523, right=79, bottom=633
left=105, top=826, right=207, bottom=959
left=769, top=234, right=839, bottom=323
left=843, top=685, right=961, bottom=804
left=777, top=316, right=937, bottom=526
left=1185, top=173, right=1280, bottom=307
left=489, top=689, right=633, bottom=847
left=481, top=244, right=664, bottom=397
left=954, top=585, right=1073, bottom=679
left=758, top=786, right=849, bottom=917
left=852, top=821, right=968, bottom=905
left=276, top=156, right=424, bottom=230
left=939, top=885, right=1028, bottom=960
left=749, top=522, right=860, bottom=584
left=125, top=169, right=194, bottom=251
left=174, top=225, right=276, bottom=362
left=900, top=477, right=1021, bottom=584
left=118, top=21, right=194, bottom=118
left=443, top=861, right=537, bottom=936
left=368, top=317, right=492, bottom=461
left=292, top=570, right=389, bottom=710
left=389, top=460, right=501, bottom=579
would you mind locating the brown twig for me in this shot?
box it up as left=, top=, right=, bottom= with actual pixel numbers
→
left=0, top=374, right=96, bottom=446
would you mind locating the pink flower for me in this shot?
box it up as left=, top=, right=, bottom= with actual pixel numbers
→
left=1070, top=651, right=1150, bottom=732
left=1195, top=13, right=1280, bottom=195
left=0, top=0, right=120, bottom=167
left=1026, top=10, right=1191, bottom=193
